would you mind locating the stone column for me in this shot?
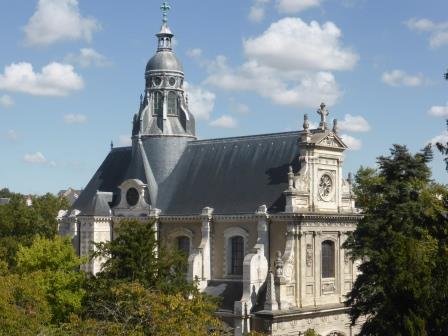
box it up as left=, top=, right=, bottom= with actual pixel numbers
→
left=200, top=207, right=213, bottom=283
left=314, top=231, right=321, bottom=306
left=149, top=208, right=161, bottom=255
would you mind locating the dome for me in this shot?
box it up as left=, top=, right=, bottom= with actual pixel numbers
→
left=146, top=51, right=183, bottom=73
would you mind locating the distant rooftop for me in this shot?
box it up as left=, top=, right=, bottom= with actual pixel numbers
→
left=0, top=198, right=10, bottom=205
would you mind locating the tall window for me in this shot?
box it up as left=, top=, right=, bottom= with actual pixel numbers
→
left=176, top=236, right=190, bottom=256
left=167, top=92, right=178, bottom=115
left=322, top=240, right=335, bottom=278
left=230, top=236, right=244, bottom=275
left=153, top=91, right=163, bottom=116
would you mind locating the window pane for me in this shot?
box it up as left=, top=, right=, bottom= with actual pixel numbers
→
left=153, top=92, right=163, bottom=116
left=322, top=240, right=335, bottom=278
left=167, top=92, right=178, bottom=115
left=230, top=236, right=244, bottom=275
left=176, top=236, right=190, bottom=256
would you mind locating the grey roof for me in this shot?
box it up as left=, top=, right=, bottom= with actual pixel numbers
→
left=73, top=131, right=302, bottom=216
left=71, top=147, right=132, bottom=215
left=158, top=131, right=301, bottom=215
left=146, top=51, right=183, bottom=73
left=82, top=191, right=113, bottom=216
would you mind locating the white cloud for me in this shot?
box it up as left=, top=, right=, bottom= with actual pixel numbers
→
left=184, top=82, right=216, bottom=120
left=341, top=134, right=362, bottom=150
left=64, top=114, right=87, bottom=124
left=381, top=69, right=425, bottom=87
left=186, top=48, right=203, bottom=59
left=428, top=104, right=448, bottom=118
left=230, top=99, right=250, bottom=114
left=0, top=94, right=14, bottom=108
left=209, top=115, right=238, bottom=128
left=118, top=135, right=132, bottom=146
left=24, top=0, right=101, bottom=47
left=0, top=62, right=83, bottom=96
left=6, top=129, right=19, bottom=142
left=249, top=0, right=270, bottom=23
left=23, top=152, right=47, bottom=164
left=339, top=114, right=370, bottom=132
left=406, top=18, right=448, bottom=48
left=206, top=57, right=341, bottom=108
left=64, top=48, right=111, bottom=68
left=244, top=18, right=358, bottom=72
left=429, top=132, right=448, bottom=146
left=193, top=18, right=357, bottom=109
left=276, top=0, right=322, bottom=14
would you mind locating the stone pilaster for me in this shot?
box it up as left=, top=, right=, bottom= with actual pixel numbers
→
left=255, top=204, right=269, bottom=257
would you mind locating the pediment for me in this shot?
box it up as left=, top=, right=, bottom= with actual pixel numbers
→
left=316, top=133, right=347, bottom=149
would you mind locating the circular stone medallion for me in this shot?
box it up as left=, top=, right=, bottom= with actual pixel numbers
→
left=319, top=174, right=333, bottom=201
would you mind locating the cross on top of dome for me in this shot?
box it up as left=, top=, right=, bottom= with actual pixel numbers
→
left=160, top=1, right=171, bottom=23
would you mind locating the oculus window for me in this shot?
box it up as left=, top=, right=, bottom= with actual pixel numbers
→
left=126, top=188, right=139, bottom=207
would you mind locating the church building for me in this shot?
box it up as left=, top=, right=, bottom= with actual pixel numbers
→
left=59, top=3, right=362, bottom=335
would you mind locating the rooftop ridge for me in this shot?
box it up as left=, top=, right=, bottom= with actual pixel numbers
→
left=190, top=130, right=302, bottom=145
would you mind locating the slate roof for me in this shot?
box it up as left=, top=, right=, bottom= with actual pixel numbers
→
left=72, top=131, right=303, bottom=216
left=72, top=147, right=132, bottom=215
left=158, top=131, right=301, bottom=215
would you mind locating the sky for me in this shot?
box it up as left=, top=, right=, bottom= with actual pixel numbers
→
left=0, top=0, right=447, bottom=195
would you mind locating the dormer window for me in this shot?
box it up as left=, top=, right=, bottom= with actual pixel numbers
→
left=126, top=188, right=139, bottom=207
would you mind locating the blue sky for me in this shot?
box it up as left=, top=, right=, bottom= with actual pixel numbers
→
left=0, top=0, right=447, bottom=195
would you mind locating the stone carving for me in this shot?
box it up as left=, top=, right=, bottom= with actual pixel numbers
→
left=319, top=174, right=333, bottom=201
left=274, top=251, right=284, bottom=277
left=306, top=244, right=313, bottom=267
left=322, top=282, right=336, bottom=294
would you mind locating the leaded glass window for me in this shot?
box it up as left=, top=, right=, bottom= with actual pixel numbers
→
left=322, top=240, right=335, bottom=278
left=176, top=236, right=190, bottom=256
left=230, top=236, right=244, bottom=275
left=153, top=91, right=163, bottom=116
left=167, top=91, right=178, bottom=115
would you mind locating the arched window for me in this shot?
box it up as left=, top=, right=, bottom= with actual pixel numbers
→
left=176, top=235, right=190, bottom=256
left=322, top=240, right=335, bottom=278
left=153, top=91, right=163, bottom=116
left=167, top=92, right=178, bottom=115
left=229, top=236, right=244, bottom=275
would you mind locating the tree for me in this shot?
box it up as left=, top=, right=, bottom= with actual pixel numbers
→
left=344, top=145, right=448, bottom=335
left=0, top=192, right=69, bottom=267
left=93, top=219, right=195, bottom=295
left=80, top=282, right=221, bottom=336
left=0, top=274, right=51, bottom=336
left=15, top=235, right=86, bottom=324
left=304, top=329, right=321, bottom=336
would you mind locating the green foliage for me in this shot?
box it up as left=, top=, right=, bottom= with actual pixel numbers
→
left=345, top=144, right=448, bottom=336
left=0, top=192, right=68, bottom=267
left=93, top=219, right=196, bottom=295
left=304, top=329, right=321, bottom=336
left=0, top=274, right=51, bottom=336
left=81, top=281, right=221, bottom=336
left=16, top=235, right=86, bottom=324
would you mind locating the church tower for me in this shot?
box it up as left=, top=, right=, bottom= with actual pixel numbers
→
left=124, top=2, right=196, bottom=208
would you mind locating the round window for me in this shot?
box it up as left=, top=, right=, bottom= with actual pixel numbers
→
left=126, top=187, right=139, bottom=206
left=153, top=77, right=162, bottom=86
left=169, top=77, right=176, bottom=86
left=319, top=174, right=333, bottom=201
